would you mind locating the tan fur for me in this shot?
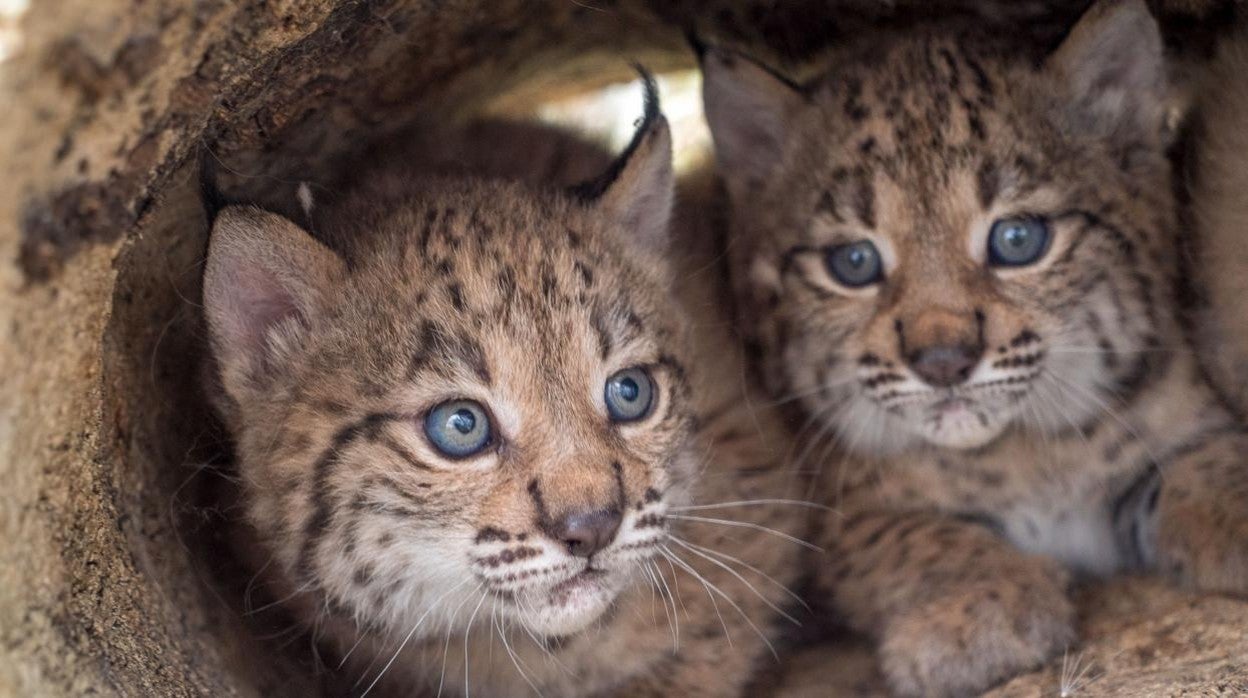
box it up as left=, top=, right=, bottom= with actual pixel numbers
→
left=203, top=109, right=812, bottom=696
left=701, top=1, right=1248, bottom=695
left=1191, top=27, right=1248, bottom=415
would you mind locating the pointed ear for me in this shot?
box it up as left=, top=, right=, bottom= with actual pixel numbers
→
left=700, top=45, right=806, bottom=196
left=572, top=71, right=674, bottom=254
left=1045, top=0, right=1166, bottom=145
left=203, top=206, right=345, bottom=402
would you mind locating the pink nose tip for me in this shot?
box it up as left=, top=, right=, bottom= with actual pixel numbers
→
left=907, top=344, right=981, bottom=387
left=555, top=509, right=622, bottom=558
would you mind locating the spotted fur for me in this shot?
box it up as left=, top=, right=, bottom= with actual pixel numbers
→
left=204, top=90, right=810, bottom=695
left=701, top=1, right=1248, bottom=695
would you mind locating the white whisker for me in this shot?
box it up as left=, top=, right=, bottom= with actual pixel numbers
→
left=640, top=561, right=660, bottom=628
left=671, top=498, right=835, bottom=513
left=463, top=589, right=490, bottom=698
left=671, top=535, right=809, bottom=611
left=1043, top=369, right=1164, bottom=477
left=496, top=602, right=544, bottom=697
left=244, top=579, right=315, bottom=616
left=653, top=560, right=681, bottom=647
left=335, top=628, right=367, bottom=670
left=661, top=554, right=691, bottom=620
left=644, top=561, right=677, bottom=646
left=667, top=514, right=822, bottom=551
left=669, top=538, right=800, bottom=626
left=360, top=578, right=474, bottom=697
left=661, top=547, right=776, bottom=658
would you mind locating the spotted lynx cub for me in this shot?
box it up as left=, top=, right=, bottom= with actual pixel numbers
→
left=698, top=0, right=1248, bottom=695
left=203, top=83, right=809, bottom=696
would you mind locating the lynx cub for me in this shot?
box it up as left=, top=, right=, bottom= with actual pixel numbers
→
left=699, top=1, right=1248, bottom=695
left=203, top=81, right=810, bottom=696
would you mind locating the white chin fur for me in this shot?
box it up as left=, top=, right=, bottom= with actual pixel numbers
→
left=510, top=571, right=628, bottom=637
left=914, top=407, right=1008, bottom=450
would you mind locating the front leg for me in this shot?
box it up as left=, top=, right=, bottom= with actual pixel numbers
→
left=1155, top=429, right=1248, bottom=593
left=816, top=510, right=1075, bottom=698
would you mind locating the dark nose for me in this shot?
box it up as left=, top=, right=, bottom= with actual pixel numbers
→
left=907, top=344, right=981, bottom=387
left=555, top=508, right=622, bottom=558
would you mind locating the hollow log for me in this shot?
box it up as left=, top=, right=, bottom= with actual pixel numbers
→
left=0, top=1, right=1244, bottom=694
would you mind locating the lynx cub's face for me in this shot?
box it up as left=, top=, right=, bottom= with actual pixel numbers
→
left=703, top=0, right=1175, bottom=453
left=203, top=100, right=690, bottom=639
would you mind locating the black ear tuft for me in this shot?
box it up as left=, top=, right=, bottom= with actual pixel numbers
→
left=569, top=65, right=662, bottom=203
left=684, top=27, right=709, bottom=61
left=569, top=66, right=674, bottom=254
left=636, top=63, right=660, bottom=127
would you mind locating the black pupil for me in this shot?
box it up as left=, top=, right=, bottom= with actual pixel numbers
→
left=1003, top=225, right=1029, bottom=249
left=617, top=377, right=640, bottom=402
left=449, top=408, right=476, bottom=434
left=847, top=246, right=868, bottom=268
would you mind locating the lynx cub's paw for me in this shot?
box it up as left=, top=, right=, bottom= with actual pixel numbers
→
left=1157, top=491, right=1248, bottom=595
left=879, top=563, right=1074, bottom=698
left=1149, top=434, right=1248, bottom=595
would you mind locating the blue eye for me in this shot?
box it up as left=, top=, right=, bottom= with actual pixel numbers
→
left=424, top=400, right=493, bottom=458
left=825, top=240, right=883, bottom=287
left=988, top=216, right=1050, bottom=267
left=604, top=367, right=655, bottom=422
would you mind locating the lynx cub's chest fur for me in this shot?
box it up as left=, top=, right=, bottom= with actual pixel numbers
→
left=699, top=0, right=1248, bottom=695
left=203, top=84, right=809, bottom=697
